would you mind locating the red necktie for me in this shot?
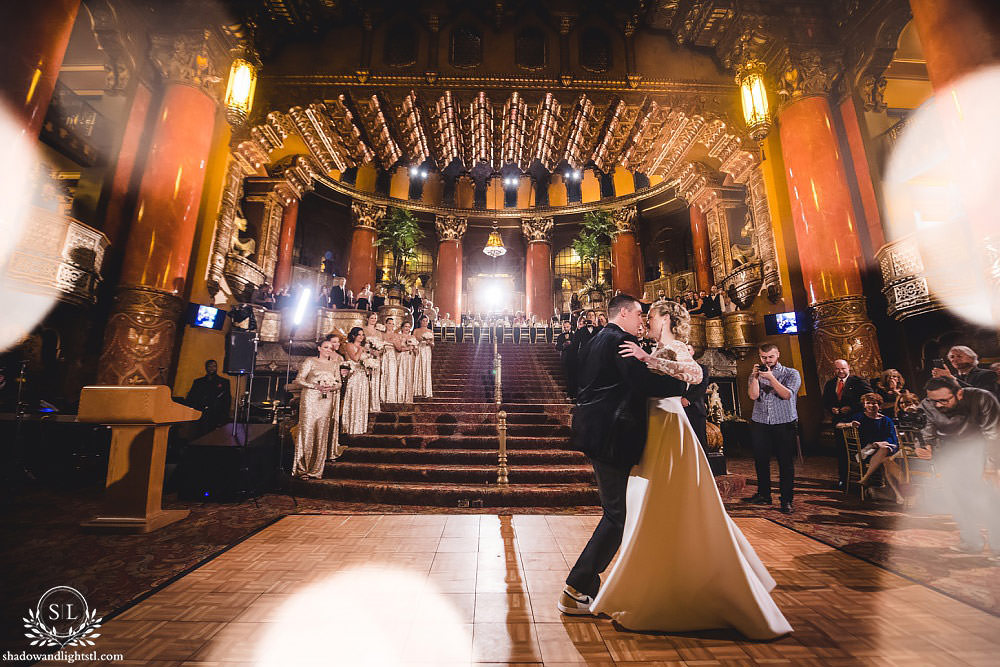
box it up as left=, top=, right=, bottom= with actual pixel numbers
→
left=836, top=378, right=844, bottom=400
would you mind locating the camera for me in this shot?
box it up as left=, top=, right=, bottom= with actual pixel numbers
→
left=897, top=409, right=927, bottom=431
left=756, top=363, right=769, bottom=372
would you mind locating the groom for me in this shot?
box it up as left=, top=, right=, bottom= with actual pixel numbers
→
left=559, top=294, right=689, bottom=615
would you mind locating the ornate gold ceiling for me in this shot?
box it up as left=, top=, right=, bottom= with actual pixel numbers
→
left=235, top=89, right=747, bottom=184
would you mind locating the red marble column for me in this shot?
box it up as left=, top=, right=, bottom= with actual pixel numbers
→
left=522, top=217, right=554, bottom=320
left=102, top=83, right=153, bottom=246
left=689, top=204, right=712, bottom=290
left=0, top=0, right=79, bottom=138
left=779, top=94, right=881, bottom=380
left=345, top=201, right=384, bottom=296
left=838, top=97, right=886, bottom=251
left=909, top=0, right=1000, bottom=89
left=98, top=82, right=218, bottom=385
left=435, top=215, right=467, bottom=320
left=273, top=198, right=298, bottom=292
left=610, top=206, right=642, bottom=298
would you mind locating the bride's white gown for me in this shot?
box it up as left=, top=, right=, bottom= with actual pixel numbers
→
left=590, top=342, right=792, bottom=640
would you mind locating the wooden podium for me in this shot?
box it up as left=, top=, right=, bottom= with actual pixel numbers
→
left=78, top=385, right=201, bottom=533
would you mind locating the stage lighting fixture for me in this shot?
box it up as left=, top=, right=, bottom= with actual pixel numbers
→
left=293, top=288, right=312, bottom=326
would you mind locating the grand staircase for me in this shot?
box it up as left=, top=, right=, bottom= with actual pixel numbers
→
left=291, top=342, right=599, bottom=507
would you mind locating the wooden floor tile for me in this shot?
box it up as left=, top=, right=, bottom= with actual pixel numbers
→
left=73, top=513, right=1000, bottom=665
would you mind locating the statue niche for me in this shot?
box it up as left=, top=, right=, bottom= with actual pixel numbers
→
left=231, top=209, right=257, bottom=260
left=730, top=210, right=757, bottom=268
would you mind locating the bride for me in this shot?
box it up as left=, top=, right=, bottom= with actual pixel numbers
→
left=590, top=299, right=792, bottom=640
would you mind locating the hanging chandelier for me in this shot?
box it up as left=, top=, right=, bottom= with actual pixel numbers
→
left=483, top=222, right=506, bottom=258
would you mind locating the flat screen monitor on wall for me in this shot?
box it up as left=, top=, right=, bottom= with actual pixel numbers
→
left=764, top=312, right=801, bottom=335
left=186, top=303, right=226, bottom=330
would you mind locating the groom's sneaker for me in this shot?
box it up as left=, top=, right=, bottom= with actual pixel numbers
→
left=780, top=501, right=794, bottom=514
left=557, top=586, right=594, bottom=616
left=743, top=494, right=772, bottom=505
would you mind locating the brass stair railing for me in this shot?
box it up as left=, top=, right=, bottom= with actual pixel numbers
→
left=493, top=338, right=508, bottom=485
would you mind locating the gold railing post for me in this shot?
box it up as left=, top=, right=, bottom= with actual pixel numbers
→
left=497, top=410, right=509, bottom=485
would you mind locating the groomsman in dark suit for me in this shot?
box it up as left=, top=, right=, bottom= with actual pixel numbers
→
left=555, top=320, right=575, bottom=399
left=329, top=279, right=346, bottom=309
left=682, top=345, right=711, bottom=449
left=822, top=358, right=872, bottom=488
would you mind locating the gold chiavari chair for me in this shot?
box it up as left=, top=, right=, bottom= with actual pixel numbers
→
left=840, top=425, right=868, bottom=501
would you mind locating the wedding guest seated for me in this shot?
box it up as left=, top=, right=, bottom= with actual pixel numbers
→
left=874, top=368, right=907, bottom=419
left=184, top=360, right=231, bottom=433
left=837, top=392, right=903, bottom=503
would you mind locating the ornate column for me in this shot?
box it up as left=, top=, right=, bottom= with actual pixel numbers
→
left=610, top=205, right=642, bottom=298
left=689, top=204, right=712, bottom=290
left=909, top=0, right=1000, bottom=89
left=777, top=51, right=882, bottom=380
left=345, top=200, right=385, bottom=296
left=274, top=198, right=298, bottom=292
left=97, top=31, right=222, bottom=385
left=435, top=215, right=467, bottom=320
left=522, top=217, right=554, bottom=320
left=0, top=0, right=79, bottom=138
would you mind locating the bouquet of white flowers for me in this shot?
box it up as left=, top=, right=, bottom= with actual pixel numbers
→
left=405, top=336, right=419, bottom=351
left=310, top=371, right=339, bottom=399
left=375, top=323, right=386, bottom=332
left=420, top=331, right=434, bottom=343
left=362, top=356, right=380, bottom=372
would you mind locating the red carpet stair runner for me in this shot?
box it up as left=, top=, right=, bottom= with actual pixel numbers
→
left=291, top=342, right=599, bottom=506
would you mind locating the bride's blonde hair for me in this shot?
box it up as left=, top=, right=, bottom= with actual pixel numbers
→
left=648, top=299, right=691, bottom=343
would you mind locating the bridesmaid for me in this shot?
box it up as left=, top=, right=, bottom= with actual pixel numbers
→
left=380, top=316, right=401, bottom=404
left=396, top=320, right=418, bottom=404
left=362, top=312, right=383, bottom=413
left=292, top=333, right=343, bottom=478
left=356, top=283, right=373, bottom=311
left=413, top=314, right=434, bottom=398
left=340, top=327, right=371, bottom=435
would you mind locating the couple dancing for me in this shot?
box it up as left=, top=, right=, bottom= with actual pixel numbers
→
left=561, top=294, right=792, bottom=640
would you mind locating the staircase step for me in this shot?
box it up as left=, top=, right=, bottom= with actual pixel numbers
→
left=339, top=447, right=587, bottom=464
left=342, top=434, right=579, bottom=450
left=369, top=422, right=571, bottom=436
left=372, top=412, right=568, bottom=425
left=323, top=462, right=594, bottom=484
left=290, top=478, right=600, bottom=507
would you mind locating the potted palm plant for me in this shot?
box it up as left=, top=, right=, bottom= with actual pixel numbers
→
left=375, top=206, right=424, bottom=304
left=572, top=210, right=614, bottom=300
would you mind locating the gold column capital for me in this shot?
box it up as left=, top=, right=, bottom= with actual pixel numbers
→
left=351, top=200, right=387, bottom=231
left=521, top=217, right=553, bottom=243
left=611, top=205, right=637, bottom=237
left=435, top=214, right=467, bottom=242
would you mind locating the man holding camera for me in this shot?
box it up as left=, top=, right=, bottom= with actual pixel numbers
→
left=745, top=343, right=801, bottom=514
left=920, top=376, right=1000, bottom=556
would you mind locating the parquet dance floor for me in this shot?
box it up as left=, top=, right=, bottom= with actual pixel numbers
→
left=43, top=514, right=1000, bottom=666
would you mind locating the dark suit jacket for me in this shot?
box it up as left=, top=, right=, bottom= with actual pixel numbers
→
left=329, top=285, right=345, bottom=308
left=371, top=295, right=385, bottom=310
left=570, top=324, right=597, bottom=359
left=571, top=323, right=688, bottom=468
left=185, top=374, right=231, bottom=427
left=702, top=295, right=723, bottom=318
left=555, top=331, right=573, bottom=353
left=822, top=374, right=872, bottom=423
left=956, top=366, right=1000, bottom=398
left=683, top=363, right=711, bottom=419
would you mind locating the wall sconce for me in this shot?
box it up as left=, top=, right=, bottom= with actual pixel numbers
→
left=224, top=57, right=258, bottom=127
left=736, top=59, right=771, bottom=142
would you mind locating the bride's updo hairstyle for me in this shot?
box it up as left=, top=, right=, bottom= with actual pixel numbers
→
left=648, top=299, right=691, bottom=343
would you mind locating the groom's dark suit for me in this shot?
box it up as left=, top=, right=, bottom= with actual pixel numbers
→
left=567, top=323, right=688, bottom=598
